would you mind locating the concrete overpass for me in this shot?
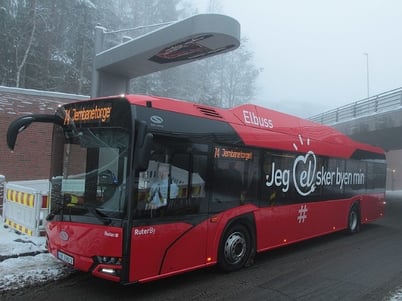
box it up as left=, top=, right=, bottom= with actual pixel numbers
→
left=309, top=88, right=402, bottom=190
left=309, top=87, right=402, bottom=151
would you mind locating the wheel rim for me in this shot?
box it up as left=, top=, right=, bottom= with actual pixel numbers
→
left=349, top=210, right=358, bottom=231
left=224, top=231, right=246, bottom=264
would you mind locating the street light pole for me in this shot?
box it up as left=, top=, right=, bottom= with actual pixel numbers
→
left=363, top=53, right=370, bottom=98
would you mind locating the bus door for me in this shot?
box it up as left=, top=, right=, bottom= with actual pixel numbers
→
left=129, top=140, right=210, bottom=282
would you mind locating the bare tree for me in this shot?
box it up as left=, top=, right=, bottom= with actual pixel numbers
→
left=1, top=0, right=261, bottom=103
left=15, top=0, right=36, bottom=88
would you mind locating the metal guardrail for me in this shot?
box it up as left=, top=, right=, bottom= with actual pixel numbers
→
left=309, top=87, right=402, bottom=125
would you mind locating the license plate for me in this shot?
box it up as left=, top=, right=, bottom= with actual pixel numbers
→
left=57, top=250, right=74, bottom=265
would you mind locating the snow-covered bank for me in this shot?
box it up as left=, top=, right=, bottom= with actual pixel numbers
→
left=0, top=220, right=73, bottom=291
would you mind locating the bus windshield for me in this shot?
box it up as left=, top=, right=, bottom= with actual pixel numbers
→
left=50, top=125, right=130, bottom=222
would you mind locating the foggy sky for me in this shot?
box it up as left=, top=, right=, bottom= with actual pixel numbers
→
left=199, top=0, right=402, bottom=118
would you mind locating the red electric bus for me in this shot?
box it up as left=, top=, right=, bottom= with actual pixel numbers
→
left=7, top=94, right=386, bottom=284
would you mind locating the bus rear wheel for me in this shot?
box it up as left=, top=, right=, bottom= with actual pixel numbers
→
left=347, top=204, right=360, bottom=234
left=218, top=223, right=253, bottom=272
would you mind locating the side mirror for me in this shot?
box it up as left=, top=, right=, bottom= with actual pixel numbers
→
left=134, top=121, right=153, bottom=172
left=7, top=114, right=62, bottom=151
left=7, top=116, right=34, bottom=150
left=98, top=170, right=118, bottom=186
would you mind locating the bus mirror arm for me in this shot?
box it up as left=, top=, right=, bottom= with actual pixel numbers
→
left=134, top=133, right=153, bottom=172
left=7, top=114, right=63, bottom=151
left=133, top=121, right=153, bottom=172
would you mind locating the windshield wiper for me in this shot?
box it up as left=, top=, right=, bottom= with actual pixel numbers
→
left=46, top=194, right=68, bottom=221
left=46, top=196, right=112, bottom=225
left=84, top=203, right=112, bottom=225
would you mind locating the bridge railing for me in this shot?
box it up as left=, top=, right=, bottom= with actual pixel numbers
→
left=309, top=87, right=402, bottom=125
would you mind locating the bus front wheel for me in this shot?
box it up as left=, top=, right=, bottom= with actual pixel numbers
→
left=347, top=204, right=360, bottom=234
left=218, top=223, right=253, bottom=272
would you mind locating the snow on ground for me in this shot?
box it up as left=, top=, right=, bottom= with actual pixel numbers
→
left=389, top=290, right=402, bottom=301
left=0, top=218, right=74, bottom=292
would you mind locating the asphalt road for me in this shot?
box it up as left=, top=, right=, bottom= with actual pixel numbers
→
left=3, top=192, right=402, bottom=301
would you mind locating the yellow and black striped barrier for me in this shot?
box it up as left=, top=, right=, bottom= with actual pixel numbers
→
left=2, top=180, right=50, bottom=237
left=6, top=189, right=35, bottom=208
left=4, top=218, right=33, bottom=236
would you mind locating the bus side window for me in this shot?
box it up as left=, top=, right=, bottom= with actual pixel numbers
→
left=261, top=152, right=295, bottom=206
left=211, top=148, right=258, bottom=212
left=242, top=157, right=259, bottom=204
left=214, top=161, right=240, bottom=193
left=136, top=150, right=208, bottom=218
left=191, top=154, right=208, bottom=213
left=211, top=160, right=244, bottom=212
left=166, top=153, right=208, bottom=215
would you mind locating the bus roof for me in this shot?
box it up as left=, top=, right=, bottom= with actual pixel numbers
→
left=104, top=94, right=384, bottom=159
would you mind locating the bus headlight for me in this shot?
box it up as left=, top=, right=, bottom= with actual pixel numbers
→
left=93, top=256, right=122, bottom=279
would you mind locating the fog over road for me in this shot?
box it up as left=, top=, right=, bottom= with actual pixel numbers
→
left=3, top=192, right=402, bottom=301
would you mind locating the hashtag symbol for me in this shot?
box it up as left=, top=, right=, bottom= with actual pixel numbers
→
left=297, top=204, right=308, bottom=223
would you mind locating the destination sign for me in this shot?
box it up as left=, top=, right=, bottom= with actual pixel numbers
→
left=63, top=105, right=112, bottom=125
left=214, top=146, right=253, bottom=161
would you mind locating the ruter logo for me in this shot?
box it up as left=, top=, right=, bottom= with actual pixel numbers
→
left=59, top=230, right=69, bottom=241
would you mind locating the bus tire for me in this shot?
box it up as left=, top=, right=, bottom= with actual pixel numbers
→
left=218, top=223, right=253, bottom=272
left=347, top=204, right=360, bottom=234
